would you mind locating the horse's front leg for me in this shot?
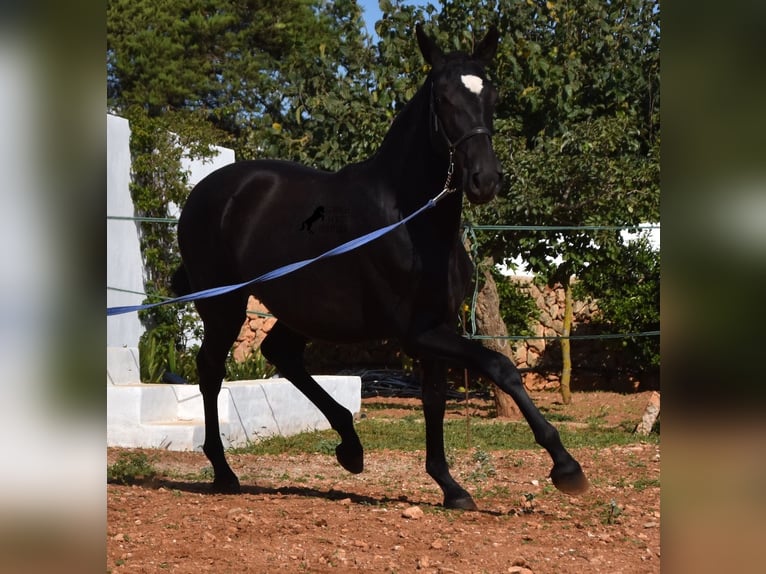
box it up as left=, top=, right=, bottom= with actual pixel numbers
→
left=412, top=326, right=589, bottom=496
left=421, top=358, right=477, bottom=510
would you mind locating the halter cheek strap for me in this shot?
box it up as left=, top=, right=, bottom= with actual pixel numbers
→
left=430, top=82, right=492, bottom=152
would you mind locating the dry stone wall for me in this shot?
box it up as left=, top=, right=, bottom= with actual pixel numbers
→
left=231, top=276, right=660, bottom=392
left=233, top=297, right=277, bottom=363
left=505, top=277, right=599, bottom=391
left=232, top=278, right=601, bottom=389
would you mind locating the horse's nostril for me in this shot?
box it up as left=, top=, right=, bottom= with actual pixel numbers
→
left=471, top=170, right=502, bottom=191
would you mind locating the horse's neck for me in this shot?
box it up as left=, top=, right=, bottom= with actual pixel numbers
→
left=370, top=84, right=451, bottom=207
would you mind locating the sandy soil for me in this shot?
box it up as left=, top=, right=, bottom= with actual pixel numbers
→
left=107, top=390, right=660, bottom=573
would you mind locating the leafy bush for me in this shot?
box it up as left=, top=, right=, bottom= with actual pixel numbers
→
left=225, top=350, right=277, bottom=381
left=489, top=267, right=540, bottom=337
left=574, top=237, right=660, bottom=370
left=138, top=328, right=198, bottom=383
left=107, top=452, right=158, bottom=485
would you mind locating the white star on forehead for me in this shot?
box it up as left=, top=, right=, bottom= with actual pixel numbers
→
left=460, top=74, right=484, bottom=95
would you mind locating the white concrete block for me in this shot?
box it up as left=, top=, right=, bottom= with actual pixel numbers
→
left=107, top=347, right=141, bottom=384
left=107, top=376, right=361, bottom=451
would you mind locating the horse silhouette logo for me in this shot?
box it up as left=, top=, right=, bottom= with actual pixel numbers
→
left=300, top=206, right=325, bottom=233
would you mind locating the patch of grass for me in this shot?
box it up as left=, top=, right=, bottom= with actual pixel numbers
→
left=363, top=401, right=422, bottom=412
left=315, top=438, right=337, bottom=455
left=633, top=477, right=660, bottom=491
left=107, top=452, right=158, bottom=485
left=543, top=412, right=576, bottom=423
left=231, top=417, right=658, bottom=457
left=585, top=405, right=611, bottom=427
left=166, top=466, right=214, bottom=482
left=466, top=448, right=496, bottom=483
left=603, top=499, right=623, bottom=525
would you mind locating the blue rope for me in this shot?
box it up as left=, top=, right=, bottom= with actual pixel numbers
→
left=107, top=198, right=439, bottom=316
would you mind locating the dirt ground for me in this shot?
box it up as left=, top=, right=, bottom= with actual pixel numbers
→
left=107, top=390, right=660, bottom=573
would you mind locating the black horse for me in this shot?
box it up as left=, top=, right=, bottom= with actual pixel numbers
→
left=172, top=24, right=588, bottom=510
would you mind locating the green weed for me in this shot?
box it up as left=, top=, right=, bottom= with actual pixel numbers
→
left=604, top=499, right=623, bottom=525
left=633, top=477, right=660, bottom=491
left=107, top=452, right=158, bottom=485
left=466, top=448, right=496, bottom=483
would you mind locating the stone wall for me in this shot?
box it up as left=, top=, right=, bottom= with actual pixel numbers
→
left=233, top=297, right=277, bottom=363
left=505, top=277, right=599, bottom=391
left=231, top=277, right=657, bottom=392
left=232, top=278, right=598, bottom=375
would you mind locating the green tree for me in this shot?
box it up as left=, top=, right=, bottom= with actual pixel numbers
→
left=108, top=0, right=378, bottom=378
left=107, top=0, right=660, bottom=400
left=433, top=0, right=660, bottom=403
left=575, top=236, right=660, bottom=372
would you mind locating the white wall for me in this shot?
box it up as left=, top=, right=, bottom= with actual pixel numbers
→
left=107, top=113, right=235, bottom=383
left=107, top=114, right=144, bottom=351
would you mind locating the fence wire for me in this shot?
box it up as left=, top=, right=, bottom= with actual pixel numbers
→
left=107, top=218, right=659, bottom=343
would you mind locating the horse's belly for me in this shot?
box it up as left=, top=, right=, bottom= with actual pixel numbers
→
left=249, top=253, right=412, bottom=343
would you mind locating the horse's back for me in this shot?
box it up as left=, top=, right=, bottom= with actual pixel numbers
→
left=181, top=160, right=330, bottom=220
left=177, top=158, right=387, bottom=283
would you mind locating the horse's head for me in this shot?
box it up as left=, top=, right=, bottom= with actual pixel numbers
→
left=417, top=24, right=503, bottom=205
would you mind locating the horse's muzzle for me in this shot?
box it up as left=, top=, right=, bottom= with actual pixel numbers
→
left=465, top=164, right=503, bottom=204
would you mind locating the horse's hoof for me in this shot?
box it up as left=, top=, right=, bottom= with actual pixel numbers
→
left=336, top=442, right=364, bottom=474
left=211, top=476, right=241, bottom=494
left=550, top=461, right=589, bottom=495
left=444, top=495, right=478, bottom=511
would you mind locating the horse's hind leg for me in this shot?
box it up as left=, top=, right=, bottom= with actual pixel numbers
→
left=421, top=359, right=477, bottom=510
left=261, top=321, right=364, bottom=474
left=195, top=293, right=247, bottom=493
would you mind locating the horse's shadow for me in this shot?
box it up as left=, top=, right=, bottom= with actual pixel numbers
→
left=147, top=477, right=505, bottom=517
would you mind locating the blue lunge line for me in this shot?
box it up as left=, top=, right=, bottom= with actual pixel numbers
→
left=107, top=198, right=439, bottom=316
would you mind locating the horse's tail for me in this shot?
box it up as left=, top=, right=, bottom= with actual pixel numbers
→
left=170, top=264, right=192, bottom=296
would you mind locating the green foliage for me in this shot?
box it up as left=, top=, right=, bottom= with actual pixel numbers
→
left=462, top=0, right=659, bottom=288
left=138, top=329, right=198, bottom=383
left=575, top=237, right=660, bottom=370
left=467, top=447, right=497, bottom=482
left=108, top=0, right=660, bottom=382
left=126, top=107, right=220, bottom=379
left=486, top=266, right=539, bottom=337
left=604, top=499, right=623, bottom=525
left=107, top=452, right=158, bottom=485
left=225, top=350, right=277, bottom=381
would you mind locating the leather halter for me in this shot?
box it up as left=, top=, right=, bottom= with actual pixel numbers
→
left=429, top=82, right=492, bottom=152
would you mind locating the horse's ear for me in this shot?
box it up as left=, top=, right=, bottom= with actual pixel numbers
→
left=473, top=25, right=500, bottom=64
left=416, top=22, right=444, bottom=68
